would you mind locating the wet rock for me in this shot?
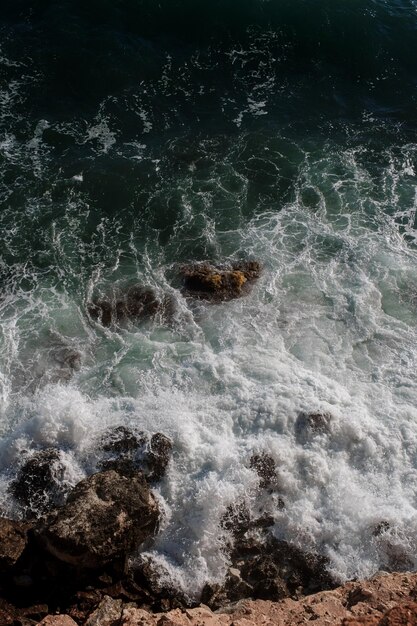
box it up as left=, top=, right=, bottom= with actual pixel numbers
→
left=0, top=518, right=29, bottom=571
left=180, top=260, right=261, bottom=301
left=203, top=533, right=336, bottom=609
left=9, top=449, right=67, bottom=518
left=88, top=285, right=175, bottom=327
left=101, top=426, right=147, bottom=455
left=131, top=556, right=190, bottom=612
left=249, top=453, right=277, bottom=488
left=372, top=521, right=391, bottom=537
left=295, top=411, right=332, bottom=443
left=38, top=470, right=159, bottom=569
left=146, top=433, right=173, bottom=482
left=99, top=428, right=172, bottom=483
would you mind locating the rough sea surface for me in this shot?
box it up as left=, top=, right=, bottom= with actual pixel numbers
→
left=1, top=0, right=417, bottom=597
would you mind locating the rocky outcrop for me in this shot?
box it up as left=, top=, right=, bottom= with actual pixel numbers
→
left=88, top=285, right=175, bottom=327
left=38, top=470, right=159, bottom=568
left=202, top=534, right=335, bottom=609
left=179, top=261, right=261, bottom=301
left=0, top=518, right=29, bottom=570
left=99, top=572, right=417, bottom=625
left=99, top=427, right=173, bottom=482
left=9, top=448, right=68, bottom=518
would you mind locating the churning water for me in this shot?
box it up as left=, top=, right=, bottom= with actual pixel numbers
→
left=1, top=0, right=417, bottom=597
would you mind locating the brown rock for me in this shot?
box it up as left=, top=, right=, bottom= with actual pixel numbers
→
left=0, top=517, right=29, bottom=570
left=38, top=470, right=159, bottom=568
left=180, top=261, right=261, bottom=301
left=38, top=616, right=78, bottom=626
left=84, top=595, right=123, bottom=626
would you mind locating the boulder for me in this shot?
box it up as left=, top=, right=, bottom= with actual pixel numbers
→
left=0, top=518, right=29, bottom=571
left=39, top=617, right=78, bottom=626
left=99, top=427, right=172, bottom=483
left=9, top=449, right=67, bottom=518
left=38, top=470, right=159, bottom=568
left=84, top=595, right=123, bottom=626
left=146, top=433, right=173, bottom=482
left=88, top=285, right=175, bottom=327
left=179, top=261, right=261, bottom=301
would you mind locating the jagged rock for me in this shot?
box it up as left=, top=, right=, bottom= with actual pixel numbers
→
left=9, top=449, right=67, bottom=518
left=295, top=411, right=332, bottom=443
left=249, top=453, right=277, bottom=488
left=203, top=533, right=335, bottom=609
left=147, top=433, right=173, bottom=482
left=131, top=556, right=190, bottom=612
left=0, top=518, right=29, bottom=571
left=101, top=427, right=146, bottom=454
left=99, top=428, right=172, bottom=482
left=88, top=285, right=175, bottom=327
left=180, top=261, right=261, bottom=301
left=38, top=470, right=159, bottom=568
left=84, top=595, right=123, bottom=626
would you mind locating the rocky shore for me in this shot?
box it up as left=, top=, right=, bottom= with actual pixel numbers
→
left=1, top=262, right=416, bottom=625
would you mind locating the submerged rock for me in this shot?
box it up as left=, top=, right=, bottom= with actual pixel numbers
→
left=38, top=470, right=159, bottom=569
left=295, top=411, right=332, bottom=443
left=88, top=285, right=175, bottom=327
left=0, top=518, right=29, bottom=571
left=9, top=449, right=67, bottom=518
left=180, top=260, right=261, bottom=301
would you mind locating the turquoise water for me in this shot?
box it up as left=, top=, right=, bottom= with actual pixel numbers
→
left=1, top=0, right=417, bottom=596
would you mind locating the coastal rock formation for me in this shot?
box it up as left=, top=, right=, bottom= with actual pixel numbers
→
left=9, top=448, right=67, bottom=518
left=0, top=518, right=29, bottom=570
left=108, top=572, right=417, bottom=625
left=179, top=261, right=261, bottom=301
left=88, top=285, right=175, bottom=327
left=99, top=427, right=173, bottom=482
left=38, top=470, right=159, bottom=568
left=202, top=534, right=335, bottom=609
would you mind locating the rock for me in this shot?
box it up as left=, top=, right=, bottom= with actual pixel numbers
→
left=9, top=449, right=67, bottom=518
left=203, top=533, right=335, bottom=609
left=99, top=427, right=172, bottom=483
left=88, top=285, right=175, bottom=327
left=0, top=518, right=29, bottom=570
left=38, top=470, right=159, bottom=568
left=39, top=616, right=78, bottom=626
left=84, top=595, right=123, bottom=626
left=249, top=453, right=277, bottom=488
left=180, top=261, right=261, bottom=301
left=146, top=433, right=173, bottom=482
left=295, top=411, right=332, bottom=443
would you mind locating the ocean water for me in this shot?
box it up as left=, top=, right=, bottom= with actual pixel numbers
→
left=1, top=0, right=417, bottom=597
